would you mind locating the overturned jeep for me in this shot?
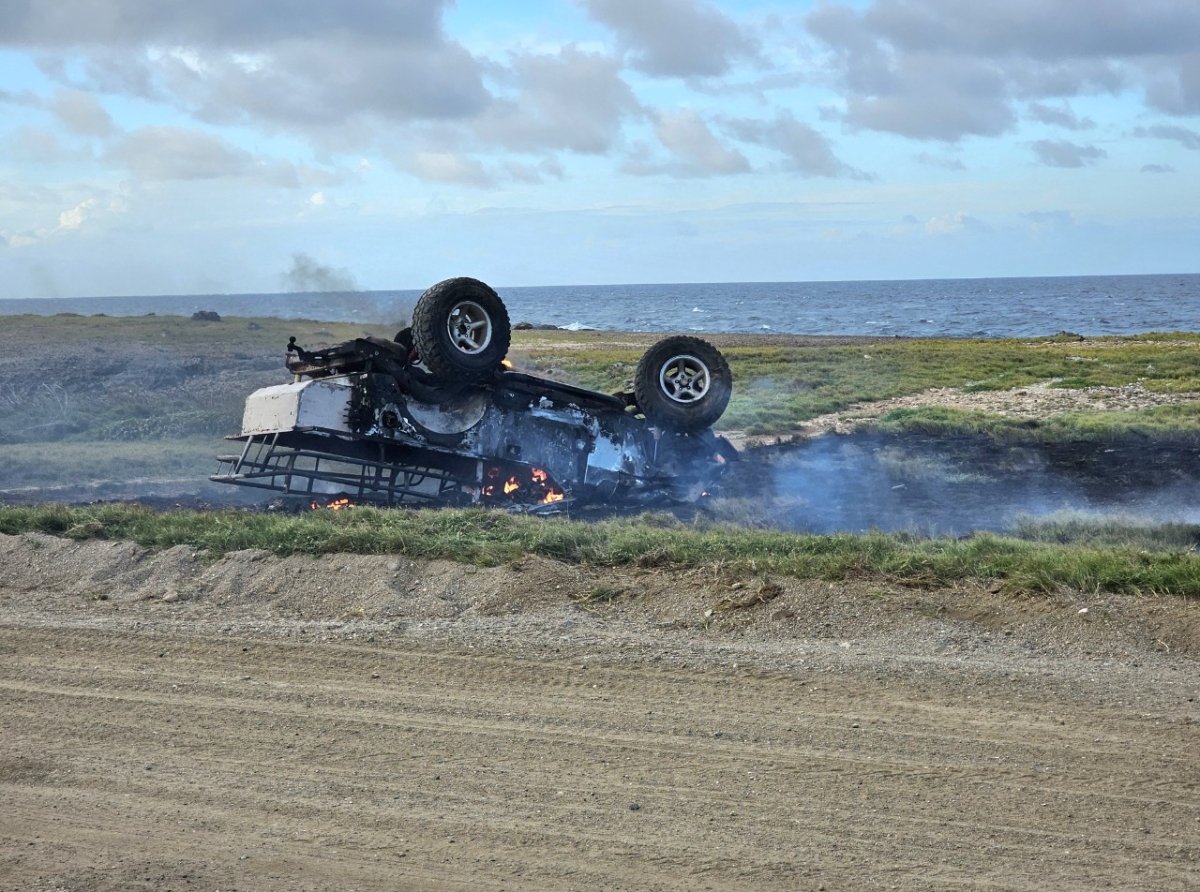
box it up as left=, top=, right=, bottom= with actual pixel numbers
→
left=211, top=277, right=736, bottom=510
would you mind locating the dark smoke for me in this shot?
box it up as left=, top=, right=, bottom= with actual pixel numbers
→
left=279, top=252, right=411, bottom=328
left=282, top=252, right=358, bottom=293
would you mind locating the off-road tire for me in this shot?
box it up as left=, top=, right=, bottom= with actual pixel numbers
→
left=634, top=336, right=732, bottom=432
left=412, top=278, right=511, bottom=381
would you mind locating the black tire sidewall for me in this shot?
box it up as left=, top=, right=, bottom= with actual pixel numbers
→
left=412, top=278, right=511, bottom=381
left=634, top=335, right=731, bottom=431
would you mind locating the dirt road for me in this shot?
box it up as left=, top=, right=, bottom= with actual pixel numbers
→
left=1, top=535, right=1198, bottom=891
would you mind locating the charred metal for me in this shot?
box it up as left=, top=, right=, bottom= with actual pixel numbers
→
left=211, top=277, right=736, bottom=510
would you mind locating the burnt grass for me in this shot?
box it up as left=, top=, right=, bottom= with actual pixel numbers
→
left=716, top=431, right=1200, bottom=536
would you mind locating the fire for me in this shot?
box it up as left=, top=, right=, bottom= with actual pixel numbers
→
left=479, top=463, right=565, bottom=505
left=501, top=358, right=514, bottom=369
left=311, top=497, right=354, bottom=510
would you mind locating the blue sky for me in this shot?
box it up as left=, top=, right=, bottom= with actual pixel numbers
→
left=1, top=0, right=1198, bottom=297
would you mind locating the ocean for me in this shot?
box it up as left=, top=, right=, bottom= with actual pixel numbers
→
left=2, top=273, right=1197, bottom=338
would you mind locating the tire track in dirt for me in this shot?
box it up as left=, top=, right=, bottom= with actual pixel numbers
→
left=3, top=625, right=1198, bottom=891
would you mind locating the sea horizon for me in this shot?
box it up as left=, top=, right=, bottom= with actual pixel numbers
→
left=3, top=271, right=1198, bottom=339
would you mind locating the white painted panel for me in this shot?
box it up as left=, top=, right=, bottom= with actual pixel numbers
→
left=241, top=377, right=352, bottom=435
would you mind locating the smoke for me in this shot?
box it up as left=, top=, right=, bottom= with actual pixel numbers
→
left=762, top=435, right=1077, bottom=535
left=0, top=381, right=83, bottom=444
left=281, top=252, right=358, bottom=293
left=277, top=252, right=411, bottom=328
left=375, top=295, right=413, bottom=331
left=713, top=432, right=1200, bottom=536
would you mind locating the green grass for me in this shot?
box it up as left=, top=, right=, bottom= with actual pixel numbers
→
left=0, top=314, right=393, bottom=450
left=1011, top=512, right=1200, bottom=551
left=9, top=317, right=1200, bottom=446
left=0, top=312, right=390, bottom=351
left=513, top=332, right=1200, bottom=435
left=870, top=403, right=1200, bottom=443
left=7, top=318, right=1200, bottom=493
left=4, top=504, right=1200, bottom=597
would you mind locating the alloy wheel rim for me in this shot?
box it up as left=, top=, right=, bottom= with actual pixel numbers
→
left=447, top=301, right=493, bottom=354
left=659, top=354, right=711, bottom=403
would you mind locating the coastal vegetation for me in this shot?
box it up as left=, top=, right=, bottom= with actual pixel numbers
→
left=3, top=314, right=1200, bottom=490
left=4, top=315, right=1200, bottom=457
left=517, top=331, right=1200, bottom=435
left=3, top=502, right=1200, bottom=597
left=871, top=402, right=1200, bottom=444
left=5, top=315, right=1200, bottom=596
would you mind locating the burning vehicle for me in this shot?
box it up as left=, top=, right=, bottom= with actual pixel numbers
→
left=212, top=278, right=736, bottom=510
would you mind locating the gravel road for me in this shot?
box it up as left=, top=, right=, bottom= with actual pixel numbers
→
left=1, top=534, right=1198, bottom=891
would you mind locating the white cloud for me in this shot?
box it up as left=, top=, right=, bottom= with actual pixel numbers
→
left=806, top=0, right=1200, bottom=142
left=581, top=0, right=759, bottom=77
left=1134, top=123, right=1200, bottom=149
left=5, top=1, right=490, bottom=142
left=56, top=198, right=97, bottom=231
left=4, top=128, right=71, bottom=165
left=1031, top=139, right=1107, bottom=168
left=1021, top=209, right=1075, bottom=234
left=7, top=232, right=40, bottom=248
left=103, top=126, right=300, bottom=184
left=924, top=211, right=984, bottom=235
left=475, top=46, right=640, bottom=154
left=0, top=0, right=449, bottom=48
left=725, top=110, right=868, bottom=178
left=48, top=88, right=116, bottom=137
left=1026, top=101, right=1095, bottom=131
left=503, top=158, right=566, bottom=184
left=1144, top=51, right=1200, bottom=114
left=653, top=109, right=750, bottom=176
left=0, top=0, right=1197, bottom=292
left=407, top=152, right=494, bottom=187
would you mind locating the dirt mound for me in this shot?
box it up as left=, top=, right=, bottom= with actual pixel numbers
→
left=3, top=532, right=1196, bottom=662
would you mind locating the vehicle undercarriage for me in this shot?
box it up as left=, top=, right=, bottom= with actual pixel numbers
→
left=212, top=278, right=736, bottom=510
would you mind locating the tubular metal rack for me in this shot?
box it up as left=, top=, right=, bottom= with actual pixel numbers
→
left=211, top=429, right=477, bottom=506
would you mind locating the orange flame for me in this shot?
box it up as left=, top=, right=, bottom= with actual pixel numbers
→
left=311, top=497, right=354, bottom=510
left=501, top=358, right=514, bottom=370
left=478, top=463, right=565, bottom=505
